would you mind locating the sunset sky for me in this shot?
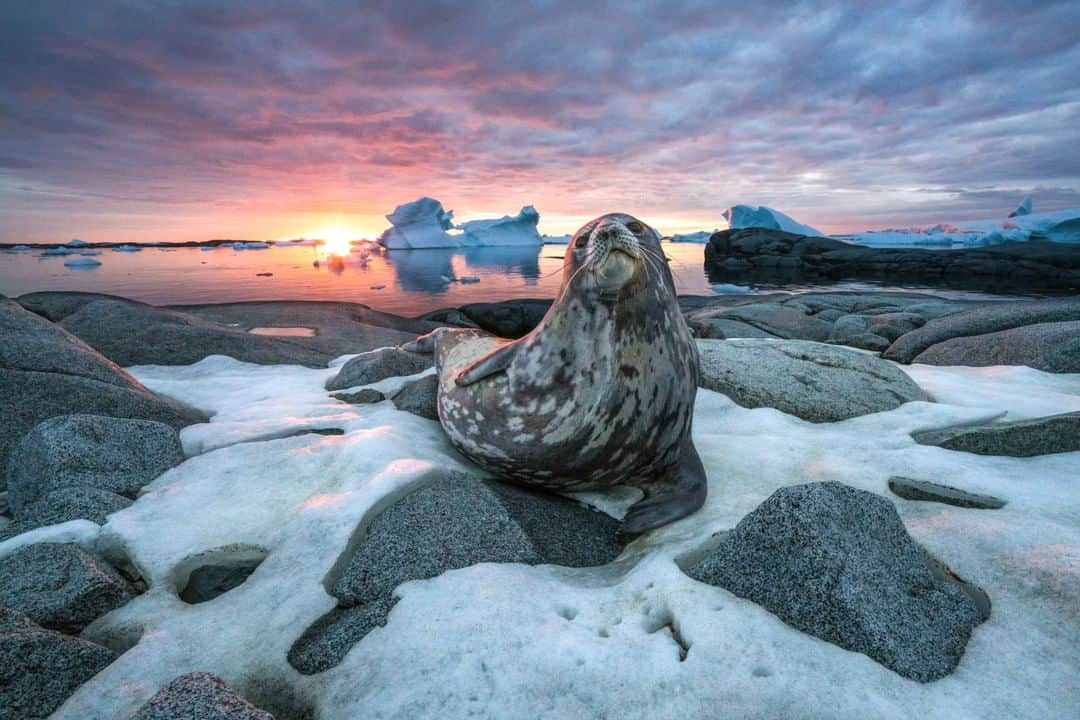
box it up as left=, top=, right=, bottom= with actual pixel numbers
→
left=1, top=1, right=1077, bottom=244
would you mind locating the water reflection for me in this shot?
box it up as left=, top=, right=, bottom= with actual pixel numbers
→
left=382, top=245, right=543, bottom=293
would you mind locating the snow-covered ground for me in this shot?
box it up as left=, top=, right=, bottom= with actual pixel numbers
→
left=35, top=352, right=1078, bottom=719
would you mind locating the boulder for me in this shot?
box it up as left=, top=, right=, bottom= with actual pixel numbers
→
left=391, top=375, right=439, bottom=420
left=684, top=482, right=986, bottom=682
left=51, top=297, right=333, bottom=367
left=459, top=299, right=553, bottom=338
left=912, top=412, right=1080, bottom=457
left=180, top=560, right=263, bottom=605
left=288, top=473, right=624, bottom=674
left=325, top=348, right=432, bottom=391
left=331, top=388, right=386, bottom=404
left=888, top=477, right=1006, bottom=509
left=6, top=414, right=185, bottom=515
left=0, top=543, right=135, bottom=632
left=0, top=607, right=117, bottom=720
left=911, top=321, right=1080, bottom=373
left=0, top=299, right=205, bottom=477
left=696, top=339, right=929, bottom=422
left=0, top=487, right=131, bottom=542
left=883, top=298, right=1080, bottom=364
left=713, top=303, right=833, bottom=341
left=691, top=318, right=779, bottom=340
left=131, top=672, right=274, bottom=720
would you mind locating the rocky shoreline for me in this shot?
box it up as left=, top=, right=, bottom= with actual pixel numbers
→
left=1, top=290, right=1078, bottom=718
left=703, top=227, right=1080, bottom=293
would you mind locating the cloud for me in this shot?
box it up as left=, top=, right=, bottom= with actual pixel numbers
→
left=0, top=0, right=1077, bottom=240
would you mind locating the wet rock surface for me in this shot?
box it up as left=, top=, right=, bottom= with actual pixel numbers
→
left=696, top=338, right=929, bottom=422
left=912, top=412, right=1080, bottom=457
left=684, top=482, right=987, bottom=682
left=131, top=672, right=275, bottom=720
left=6, top=414, right=185, bottom=515
left=391, top=375, right=439, bottom=420
left=0, top=607, right=117, bottom=720
left=0, top=299, right=204, bottom=476
left=288, top=473, right=624, bottom=674
left=0, top=543, right=135, bottom=633
left=325, top=347, right=433, bottom=390
left=888, top=477, right=1006, bottom=509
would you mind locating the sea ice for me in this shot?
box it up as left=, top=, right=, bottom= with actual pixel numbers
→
left=669, top=230, right=716, bottom=243
left=458, top=206, right=542, bottom=247
left=112, top=245, right=143, bottom=253
left=842, top=206, right=1080, bottom=247
left=723, top=205, right=825, bottom=237
left=41, top=352, right=1078, bottom=720
left=232, top=242, right=270, bottom=250
left=40, top=247, right=74, bottom=256
left=63, top=256, right=102, bottom=267
left=4, top=245, right=32, bottom=252
left=542, top=234, right=571, bottom=245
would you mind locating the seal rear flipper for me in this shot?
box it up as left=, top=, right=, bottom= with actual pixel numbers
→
left=456, top=340, right=520, bottom=386
left=401, top=328, right=442, bottom=354
left=621, top=436, right=707, bottom=535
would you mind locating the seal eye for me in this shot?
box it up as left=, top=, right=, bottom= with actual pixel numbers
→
left=574, top=230, right=591, bottom=248
left=625, top=221, right=644, bottom=234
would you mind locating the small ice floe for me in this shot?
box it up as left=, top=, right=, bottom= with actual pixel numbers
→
left=459, top=276, right=480, bottom=284
left=4, top=245, right=32, bottom=252
left=233, top=241, right=271, bottom=250
left=78, top=249, right=102, bottom=256
left=40, top=247, right=74, bottom=256
left=112, top=244, right=142, bottom=252
left=370, top=284, right=386, bottom=290
left=65, top=237, right=88, bottom=247
left=711, top=283, right=752, bottom=294
left=542, top=233, right=571, bottom=245
left=64, top=256, right=102, bottom=268
left=201, top=245, right=217, bottom=251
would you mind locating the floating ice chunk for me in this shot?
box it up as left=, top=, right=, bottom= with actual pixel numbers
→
left=4, top=245, right=32, bottom=252
left=1008, top=195, right=1033, bottom=218
left=200, top=245, right=217, bottom=251
left=458, top=206, right=542, bottom=247
left=66, top=237, right=88, bottom=247
left=232, top=242, right=270, bottom=250
left=723, top=205, right=825, bottom=237
left=41, top=247, right=74, bottom=256
left=669, top=231, right=715, bottom=243
left=64, top=256, right=102, bottom=267
left=112, top=245, right=142, bottom=252
left=459, top=276, right=480, bottom=284
left=78, top=249, right=102, bottom=256
left=542, top=234, right=571, bottom=245
left=380, top=197, right=456, bottom=249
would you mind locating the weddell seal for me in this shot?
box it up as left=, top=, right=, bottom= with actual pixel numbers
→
left=405, top=212, right=706, bottom=533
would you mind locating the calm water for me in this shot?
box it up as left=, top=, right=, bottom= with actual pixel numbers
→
left=0, top=243, right=1023, bottom=316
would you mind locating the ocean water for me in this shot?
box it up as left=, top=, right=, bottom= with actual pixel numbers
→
left=0, top=242, right=1029, bottom=316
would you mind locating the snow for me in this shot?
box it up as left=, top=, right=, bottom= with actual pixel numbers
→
left=841, top=207, right=1080, bottom=247
left=64, top=256, right=102, bottom=267
left=42, top=353, right=1079, bottom=720
left=379, top=197, right=456, bottom=249
left=0, top=520, right=101, bottom=560
left=669, top=231, right=716, bottom=243
left=458, top=206, right=542, bottom=247
left=723, top=205, right=825, bottom=237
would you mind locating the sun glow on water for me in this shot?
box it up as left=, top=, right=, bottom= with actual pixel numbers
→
left=314, top=225, right=359, bottom=258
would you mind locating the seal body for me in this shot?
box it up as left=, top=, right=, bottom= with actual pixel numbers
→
left=408, top=213, right=707, bottom=533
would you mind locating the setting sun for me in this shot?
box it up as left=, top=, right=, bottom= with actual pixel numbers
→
left=314, top=225, right=360, bottom=258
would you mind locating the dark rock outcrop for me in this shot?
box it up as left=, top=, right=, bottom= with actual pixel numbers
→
left=0, top=607, right=117, bottom=720
left=6, top=414, right=185, bottom=515
left=131, top=672, right=274, bottom=720
left=684, top=482, right=987, bottom=682
left=888, top=477, right=1006, bottom=509
left=288, top=473, right=624, bottom=674
left=325, top=347, right=432, bottom=391
left=0, top=543, right=135, bottom=633
left=0, top=299, right=205, bottom=478
left=704, top=228, right=1080, bottom=293
left=913, top=412, right=1080, bottom=457
left=696, top=338, right=929, bottom=422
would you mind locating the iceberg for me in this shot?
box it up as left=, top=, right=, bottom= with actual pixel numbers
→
left=669, top=230, right=716, bottom=243
left=63, top=256, right=102, bottom=267
left=842, top=207, right=1080, bottom=247
left=458, top=206, right=542, bottom=247
left=65, top=237, right=88, bottom=247
left=1008, top=195, right=1033, bottom=218
left=723, top=205, right=825, bottom=237
left=379, top=197, right=456, bottom=249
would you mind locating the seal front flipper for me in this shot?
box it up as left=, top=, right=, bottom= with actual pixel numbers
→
left=456, top=340, right=520, bottom=386
left=621, top=435, right=708, bottom=535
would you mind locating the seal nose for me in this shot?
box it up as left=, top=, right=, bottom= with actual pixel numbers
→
left=593, top=221, right=625, bottom=242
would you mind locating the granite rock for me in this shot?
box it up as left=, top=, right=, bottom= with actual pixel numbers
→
left=325, top=347, right=433, bottom=391
left=888, top=477, right=1006, bottom=509
left=391, top=375, right=439, bottom=420
left=131, top=672, right=274, bottom=720
left=912, top=412, right=1080, bottom=457
left=911, top=320, right=1080, bottom=373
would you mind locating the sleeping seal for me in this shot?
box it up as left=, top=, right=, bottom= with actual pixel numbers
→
left=405, top=212, right=706, bottom=533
